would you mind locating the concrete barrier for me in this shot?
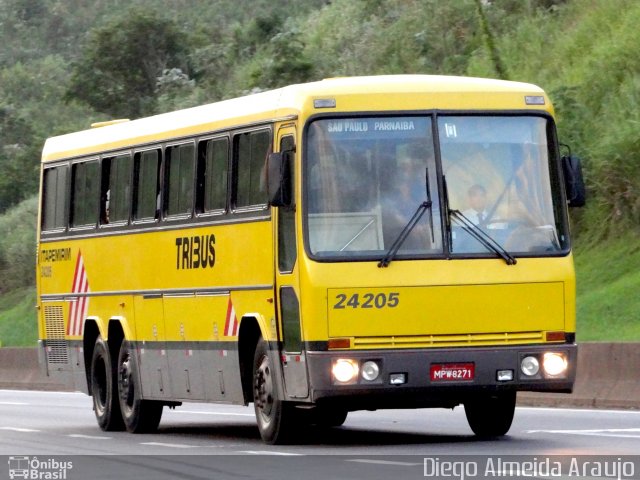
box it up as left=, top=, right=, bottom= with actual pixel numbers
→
left=518, top=342, right=640, bottom=410
left=0, top=347, right=69, bottom=391
left=1, top=344, right=639, bottom=409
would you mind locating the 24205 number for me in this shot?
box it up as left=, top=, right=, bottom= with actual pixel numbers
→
left=333, top=292, right=400, bottom=309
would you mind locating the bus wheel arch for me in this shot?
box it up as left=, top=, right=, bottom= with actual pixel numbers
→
left=82, top=320, right=100, bottom=393
left=107, top=319, right=125, bottom=365
left=237, top=316, right=262, bottom=405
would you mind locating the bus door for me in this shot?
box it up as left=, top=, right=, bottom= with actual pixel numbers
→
left=274, top=125, right=309, bottom=399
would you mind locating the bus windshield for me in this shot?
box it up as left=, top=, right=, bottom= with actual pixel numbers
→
left=304, top=115, right=568, bottom=260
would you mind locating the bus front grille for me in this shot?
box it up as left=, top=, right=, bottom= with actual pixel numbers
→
left=352, top=331, right=545, bottom=349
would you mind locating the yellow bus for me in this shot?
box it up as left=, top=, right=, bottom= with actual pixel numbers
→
left=36, top=75, right=584, bottom=444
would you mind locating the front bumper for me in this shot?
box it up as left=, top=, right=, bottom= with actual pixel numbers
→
left=306, top=343, right=576, bottom=409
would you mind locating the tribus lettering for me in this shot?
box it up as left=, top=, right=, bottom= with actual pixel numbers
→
left=175, top=235, right=216, bottom=270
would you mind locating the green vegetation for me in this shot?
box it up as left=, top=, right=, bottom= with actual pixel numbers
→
left=0, top=287, right=37, bottom=347
left=575, top=234, right=640, bottom=341
left=0, top=0, right=638, bottom=345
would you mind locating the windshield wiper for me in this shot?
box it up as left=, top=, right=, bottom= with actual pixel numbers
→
left=443, top=176, right=516, bottom=266
left=449, top=210, right=517, bottom=266
left=378, top=168, right=433, bottom=268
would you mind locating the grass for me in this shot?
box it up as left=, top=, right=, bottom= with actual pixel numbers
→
left=0, top=287, right=37, bottom=347
left=574, top=232, right=640, bottom=341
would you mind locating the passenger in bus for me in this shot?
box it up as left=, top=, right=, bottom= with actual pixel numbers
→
left=462, top=184, right=489, bottom=226
left=101, top=189, right=110, bottom=224
left=381, top=146, right=432, bottom=250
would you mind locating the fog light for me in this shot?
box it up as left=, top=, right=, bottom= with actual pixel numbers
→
left=543, top=352, right=568, bottom=377
left=497, top=369, right=514, bottom=382
left=521, top=356, right=540, bottom=376
left=361, top=361, right=380, bottom=381
left=389, top=373, right=406, bottom=385
left=332, top=359, right=359, bottom=384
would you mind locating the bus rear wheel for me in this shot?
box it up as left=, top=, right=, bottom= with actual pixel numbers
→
left=464, top=391, right=516, bottom=437
left=253, top=339, right=294, bottom=444
left=90, top=337, right=124, bottom=431
left=117, top=341, right=163, bottom=433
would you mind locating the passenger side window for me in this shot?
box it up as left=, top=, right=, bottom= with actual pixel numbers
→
left=70, top=160, right=99, bottom=227
left=42, top=165, right=69, bottom=231
left=234, top=130, right=270, bottom=208
left=101, top=154, right=132, bottom=225
left=133, top=149, right=161, bottom=221
left=165, top=143, right=195, bottom=217
left=196, top=137, right=228, bottom=214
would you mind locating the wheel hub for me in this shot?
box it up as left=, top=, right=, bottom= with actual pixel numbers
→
left=119, top=353, right=134, bottom=410
left=254, top=355, right=274, bottom=418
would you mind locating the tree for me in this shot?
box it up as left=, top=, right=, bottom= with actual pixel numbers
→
left=0, top=106, right=40, bottom=213
left=247, top=28, right=314, bottom=90
left=66, top=8, right=192, bottom=119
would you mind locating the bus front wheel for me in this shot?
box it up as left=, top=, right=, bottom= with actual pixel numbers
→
left=253, top=339, right=294, bottom=444
left=464, top=391, right=516, bottom=437
left=117, top=340, right=163, bottom=433
left=90, top=337, right=124, bottom=431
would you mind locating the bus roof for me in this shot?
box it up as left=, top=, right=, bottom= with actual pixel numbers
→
left=42, top=75, right=547, bottom=162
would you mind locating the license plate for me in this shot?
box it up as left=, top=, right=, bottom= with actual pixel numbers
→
left=430, top=363, right=475, bottom=382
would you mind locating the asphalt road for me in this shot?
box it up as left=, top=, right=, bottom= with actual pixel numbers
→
left=1, top=390, right=639, bottom=479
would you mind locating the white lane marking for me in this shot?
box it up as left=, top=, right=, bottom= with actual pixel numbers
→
left=526, top=428, right=640, bottom=438
left=68, top=434, right=111, bottom=440
left=347, top=459, right=421, bottom=466
left=140, top=442, right=198, bottom=449
left=0, top=402, right=28, bottom=405
left=0, top=427, right=40, bottom=432
left=0, top=390, right=82, bottom=396
left=174, top=410, right=254, bottom=417
left=519, top=406, right=640, bottom=415
left=236, top=451, right=303, bottom=456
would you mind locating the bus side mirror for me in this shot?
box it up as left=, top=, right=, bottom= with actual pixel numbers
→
left=267, top=152, right=293, bottom=207
left=562, top=154, right=586, bottom=208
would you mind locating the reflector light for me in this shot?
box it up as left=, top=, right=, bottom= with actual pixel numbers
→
left=328, top=338, right=351, bottom=349
left=545, top=331, right=566, bottom=342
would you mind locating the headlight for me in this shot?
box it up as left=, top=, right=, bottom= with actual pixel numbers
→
left=332, top=359, right=359, bottom=384
left=543, top=352, right=568, bottom=377
left=361, top=361, right=380, bottom=381
left=521, top=356, right=540, bottom=376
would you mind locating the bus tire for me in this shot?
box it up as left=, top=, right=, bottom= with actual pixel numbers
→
left=320, top=408, right=348, bottom=427
left=90, top=336, right=124, bottom=431
left=309, top=406, right=348, bottom=427
left=117, top=340, right=163, bottom=433
left=464, top=391, right=516, bottom=437
left=253, top=339, right=294, bottom=444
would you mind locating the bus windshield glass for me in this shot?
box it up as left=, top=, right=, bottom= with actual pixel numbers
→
left=305, top=116, right=443, bottom=259
left=305, top=115, right=568, bottom=260
left=440, top=115, right=567, bottom=256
